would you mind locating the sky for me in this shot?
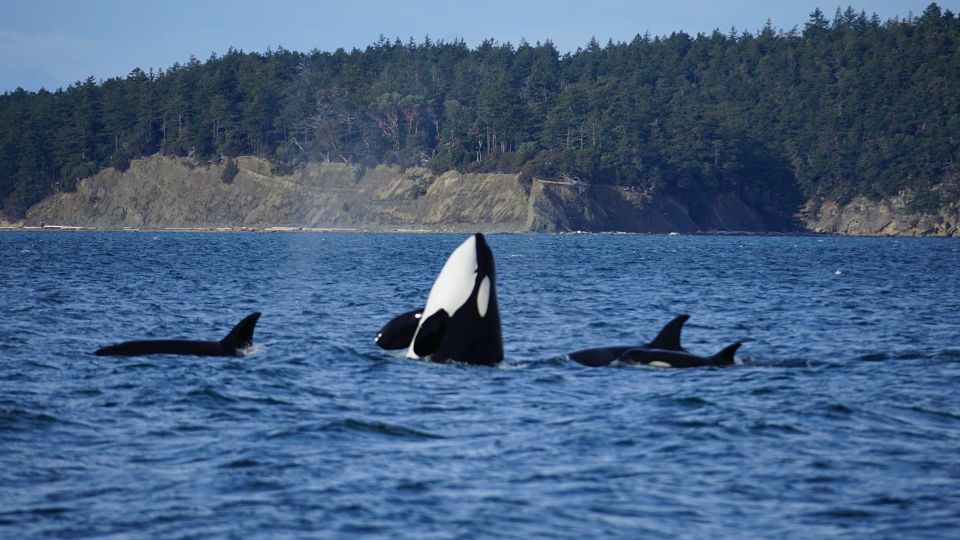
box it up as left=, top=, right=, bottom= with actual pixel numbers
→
left=1, top=0, right=955, bottom=93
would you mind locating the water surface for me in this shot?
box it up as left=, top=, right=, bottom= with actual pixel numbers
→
left=1, top=232, right=958, bottom=538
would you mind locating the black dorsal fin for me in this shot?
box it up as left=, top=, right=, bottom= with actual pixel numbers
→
left=646, top=314, right=690, bottom=351
left=711, top=342, right=741, bottom=366
left=413, top=309, right=449, bottom=357
left=220, top=312, right=261, bottom=351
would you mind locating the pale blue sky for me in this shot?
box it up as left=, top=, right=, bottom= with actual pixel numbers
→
left=1, top=0, right=954, bottom=92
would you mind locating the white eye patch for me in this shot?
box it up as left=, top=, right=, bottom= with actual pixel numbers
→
left=477, top=276, right=490, bottom=317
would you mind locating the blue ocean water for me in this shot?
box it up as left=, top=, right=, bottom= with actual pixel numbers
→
left=1, top=231, right=958, bottom=539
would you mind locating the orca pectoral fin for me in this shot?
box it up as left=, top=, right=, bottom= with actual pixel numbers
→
left=711, top=342, right=741, bottom=366
left=646, top=314, right=689, bottom=351
left=375, top=309, right=423, bottom=350
left=220, top=312, right=261, bottom=351
left=413, top=309, right=449, bottom=357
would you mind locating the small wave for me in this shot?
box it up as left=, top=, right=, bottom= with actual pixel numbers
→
left=806, top=507, right=876, bottom=519
left=750, top=419, right=806, bottom=435
left=669, top=396, right=712, bottom=408
left=123, top=361, right=160, bottom=370
left=264, top=422, right=325, bottom=439
left=893, top=350, right=926, bottom=360
left=183, top=386, right=238, bottom=404
left=531, top=373, right=566, bottom=384
left=856, top=352, right=889, bottom=362
left=855, top=350, right=949, bottom=362
left=0, top=506, right=71, bottom=523
left=223, top=458, right=261, bottom=469
left=238, top=345, right=266, bottom=356
left=748, top=357, right=819, bottom=369
left=0, top=407, right=62, bottom=432
left=866, top=495, right=912, bottom=508
left=333, top=418, right=444, bottom=440
left=497, top=360, right=537, bottom=370
left=824, top=403, right=855, bottom=416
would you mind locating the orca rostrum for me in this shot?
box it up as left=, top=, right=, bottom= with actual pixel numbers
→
left=94, top=312, right=261, bottom=357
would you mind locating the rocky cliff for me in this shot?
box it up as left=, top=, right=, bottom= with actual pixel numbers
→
left=24, top=156, right=529, bottom=232
left=23, top=156, right=778, bottom=233
left=21, top=156, right=957, bottom=235
left=802, top=196, right=959, bottom=236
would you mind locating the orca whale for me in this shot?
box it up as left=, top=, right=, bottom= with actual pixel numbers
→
left=568, top=314, right=690, bottom=367
left=568, top=315, right=740, bottom=368
left=94, top=312, right=261, bottom=357
left=377, top=233, right=503, bottom=366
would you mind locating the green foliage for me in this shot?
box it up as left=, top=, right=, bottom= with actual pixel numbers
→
left=1, top=4, right=959, bottom=224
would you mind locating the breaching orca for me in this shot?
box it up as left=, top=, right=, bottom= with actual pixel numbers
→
left=94, top=312, right=261, bottom=357
left=376, top=233, right=503, bottom=366
left=568, top=315, right=739, bottom=368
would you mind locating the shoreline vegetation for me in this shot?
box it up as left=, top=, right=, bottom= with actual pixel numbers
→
left=2, top=5, right=958, bottom=236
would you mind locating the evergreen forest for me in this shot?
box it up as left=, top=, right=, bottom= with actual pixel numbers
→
left=1, top=4, right=958, bottom=225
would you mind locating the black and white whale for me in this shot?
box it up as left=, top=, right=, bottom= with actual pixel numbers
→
left=94, top=312, right=261, bottom=357
left=568, top=314, right=691, bottom=367
left=376, top=233, right=503, bottom=366
left=568, top=314, right=740, bottom=368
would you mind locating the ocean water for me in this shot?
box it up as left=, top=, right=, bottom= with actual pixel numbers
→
left=1, top=231, right=958, bottom=539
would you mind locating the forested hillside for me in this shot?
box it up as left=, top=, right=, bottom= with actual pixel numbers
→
left=1, top=4, right=958, bottom=226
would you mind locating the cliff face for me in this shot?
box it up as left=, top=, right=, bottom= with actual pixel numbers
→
left=803, top=196, right=959, bottom=237
left=23, top=156, right=777, bottom=233
left=524, top=182, right=768, bottom=233
left=22, top=156, right=956, bottom=235
left=24, top=156, right=530, bottom=232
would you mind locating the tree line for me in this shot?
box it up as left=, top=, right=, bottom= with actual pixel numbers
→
left=1, top=4, right=958, bottom=225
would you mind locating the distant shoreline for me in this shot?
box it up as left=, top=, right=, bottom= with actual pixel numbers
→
left=4, top=224, right=950, bottom=238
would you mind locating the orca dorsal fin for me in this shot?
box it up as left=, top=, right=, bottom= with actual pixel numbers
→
left=646, top=314, right=690, bottom=351
left=711, top=342, right=741, bottom=366
left=413, top=309, right=449, bottom=357
left=220, top=312, right=261, bottom=351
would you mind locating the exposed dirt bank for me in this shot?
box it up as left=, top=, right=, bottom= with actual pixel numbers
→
left=19, top=156, right=956, bottom=236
